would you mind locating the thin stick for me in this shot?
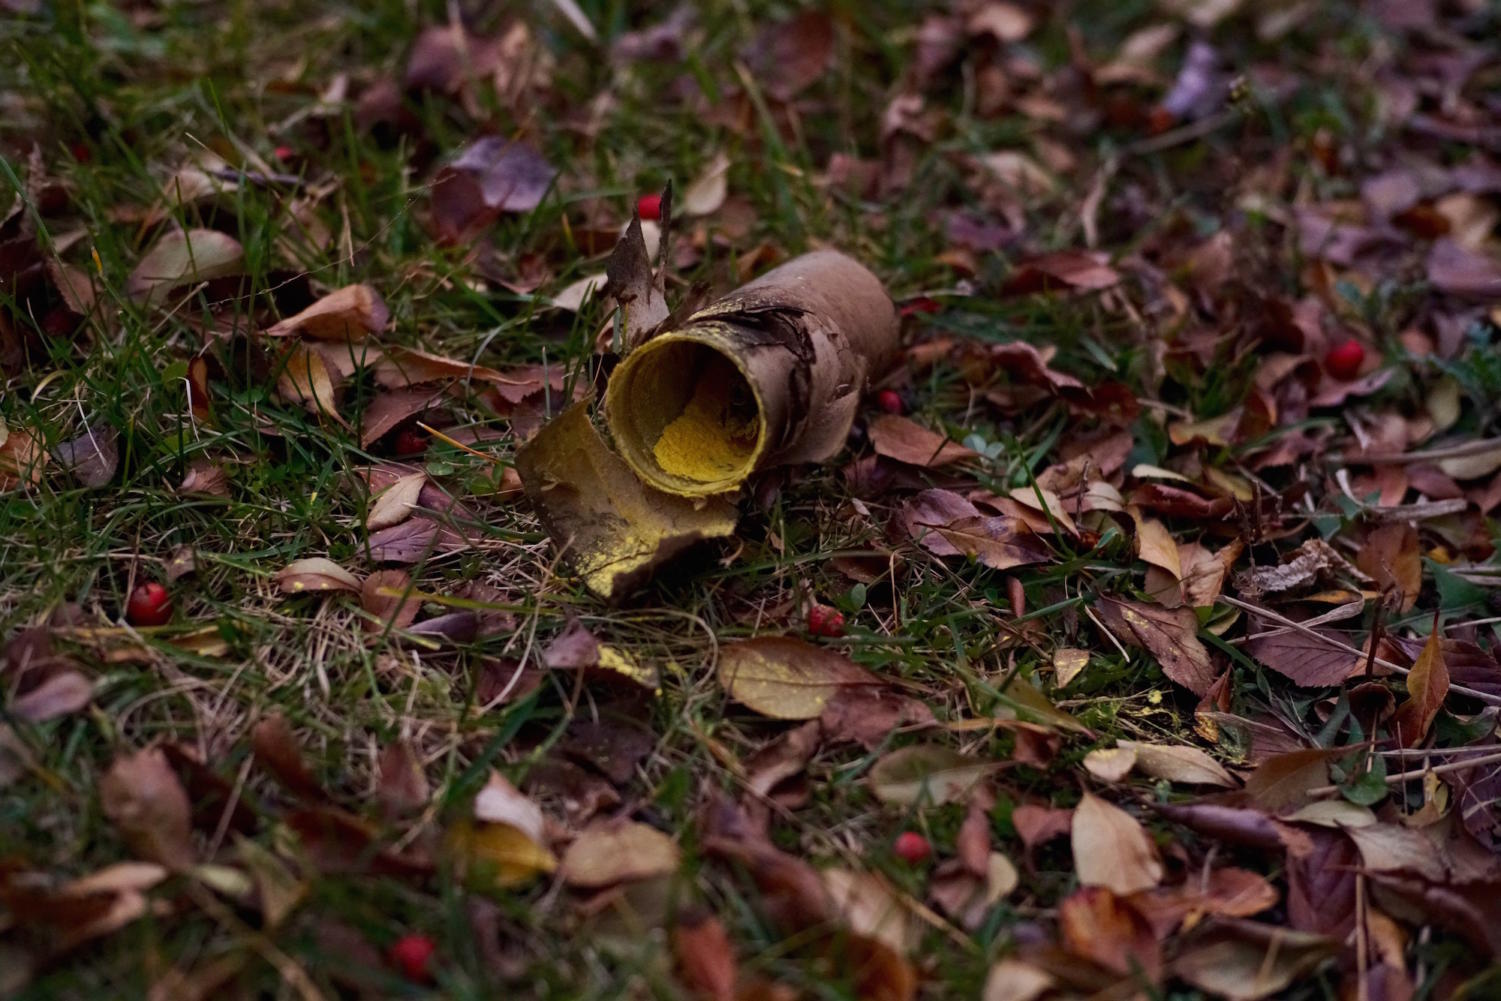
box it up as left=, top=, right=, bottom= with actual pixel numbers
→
left=1344, top=436, right=1501, bottom=464
left=1306, top=747, right=1501, bottom=796
left=1218, top=595, right=1501, bottom=706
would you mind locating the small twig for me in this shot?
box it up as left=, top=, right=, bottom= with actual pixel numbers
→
left=1341, top=436, right=1501, bottom=465
left=1218, top=595, right=1501, bottom=706
left=1307, top=747, right=1501, bottom=797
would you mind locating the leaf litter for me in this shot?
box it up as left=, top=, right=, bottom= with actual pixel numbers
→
left=5, top=0, right=1501, bottom=998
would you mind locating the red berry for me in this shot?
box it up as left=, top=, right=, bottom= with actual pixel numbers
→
left=1324, top=338, right=1366, bottom=381
left=893, top=831, right=931, bottom=864
left=70, top=142, right=91, bottom=163
left=273, top=145, right=294, bottom=161
left=876, top=389, right=905, bottom=415
left=126, top=582, right=172, bottom=627
left=387, top=933, right=436, bottom=983
left=807, top=604, right=846, bottom=638
left=637, top=193, right=662, bottom=221
left=392, top=428, right=429, bottom=456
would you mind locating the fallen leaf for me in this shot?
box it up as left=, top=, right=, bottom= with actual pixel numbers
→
left=1083, top=746, right=1137, bottom=782
left=128, top=229, right=244, bottom=304
left=869, top=414, right=977, bottom=467
left=1356, top=522, right=1422, bottom=612
left=1247, top=627, right=1360, bottom=687
left=1132, top=510, right=1181, bottom=580
left=53, top=427, right=118, bottom=488
left=968, top=2, right=1035, bottom=42
left=250, top=713, right=323, bottom=800
left=902, top=489, right=1051, bottom=570
left=672, top=911, right=738, bottom=1001
left=451, top=772, right=557, bottom=889
left=275, top=342, right=345, bottom=423
left=1118, top=740, right=1236, bottom=787
left=178, top=459, right=229, bottom=497
left=237, top=836, right=305, bottom=931
left=1173, top=921, right=1337, bottom=1001
left=682, top=153, right=730, bottom=216
left=718, top=636, right=882, bottom=719
left=1345, top=822, right=1448, bottom=883
left=1427, top=238, right=1501, bottom=299
left=1389, top=628, right=1448, bottom=748
left=360, top=569, right=420, bottom=633
left=375, top=739, right=429, bottom=817
left=370, top=345, right=509, bottom=389
left=1000, top=249, right=1118, bottom=296
left=264, top=284, right=388, bottom=341
left=868, top=744, right=1000, bottom=806
left=11, top=670, right=93, bottom=722
left=1053, top=647, right=1089, bottom=686
left=745, top=10, right=833, bottom=101
left=981, top=959, right=1055, bottom=1001
left=1058, top=886, right=1161, bottom=980
left=1095, top=596, right=1216, bottom=695
left=551, top=271, right=607, bottom=312
left=1244, top=748, right=1338, bottom=813
left=276, top=557, right=361, bottom=594
left=561, top=819, right=680, bottom=889
left=1071, top=792, right=1163, bottom=895
left=515, top=402, right=738, bottom=600
left=431, top=138, right=557, bottom=242
left=99, top=747, right=196, bottom=867
left=366, top=471, right=426, bottom=530
left=1129, top=867, right=1278, bottom=937
left=0, top=423, right=45, bottom=490
left=358, top=387, right=448, bottom=447
left=822, top=868, right=919, bottom=956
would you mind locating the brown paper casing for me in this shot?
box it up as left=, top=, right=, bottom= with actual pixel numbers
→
left=603, top=250, right=898, bottom=496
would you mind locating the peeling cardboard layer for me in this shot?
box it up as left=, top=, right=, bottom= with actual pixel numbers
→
left=604, top=251, right=898, bottom=496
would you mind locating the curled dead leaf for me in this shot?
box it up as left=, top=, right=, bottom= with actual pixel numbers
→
left=276, top=557, right=361, bottom=594
left=718, top=636, right=882, bottom=719
left=1071, top=792, right=1163, bottom=895
left=560, top=820, right=680, bottom=889
left=868, top=744, right=1000, bottom=806
left=99, top=747, right=196, bottom=868
left=128, top=229, right=244, bottom=304
left=263, top=284, right=388, bottom=341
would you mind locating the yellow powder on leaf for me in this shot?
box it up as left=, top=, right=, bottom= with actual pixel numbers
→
left=651, top=363, right=760, bottom=483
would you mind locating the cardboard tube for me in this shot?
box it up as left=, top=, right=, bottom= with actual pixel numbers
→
left=604, top=250, right=898, bottom=496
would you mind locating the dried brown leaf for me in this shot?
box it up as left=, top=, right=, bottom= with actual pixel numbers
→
left=128, top=229, right=244, bottom=304
left=560, top=819, right=680, bottom=888
left=276, top=557, right=361, bottom=594
left=1058, top=886, right=1161, bottom=980
left=1072, top=792, right=1163, bottom=895
left=718, top=636, right=881, bottom=719
left=100, top=748, right=195, bottom=867
left=360, top=569, right=420, bottom=633
left=1389, top=629, right=1448, bottom=748
left=868, top=744, right=999, bottom=806
left=264, top=284, right=388, bottom=341
left=431, top=138, right=557, bottom=242
left=1095, top=596, right=1216, bottom=695
left=869, top=414, right=976, bottom=467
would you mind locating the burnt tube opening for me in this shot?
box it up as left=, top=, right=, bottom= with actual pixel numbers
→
left=604, top=334, right=766, bottom=495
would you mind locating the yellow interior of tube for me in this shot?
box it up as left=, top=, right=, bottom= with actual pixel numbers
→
left=606, top=335, right=765, bottom=494
left=652, top=356, right=759, bottom=481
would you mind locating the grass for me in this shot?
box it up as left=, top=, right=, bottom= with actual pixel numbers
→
left=2, top=0, right=1498, bottom=998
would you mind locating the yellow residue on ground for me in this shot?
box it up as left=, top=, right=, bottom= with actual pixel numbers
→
left=651, top=362, right=760, bottom=483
